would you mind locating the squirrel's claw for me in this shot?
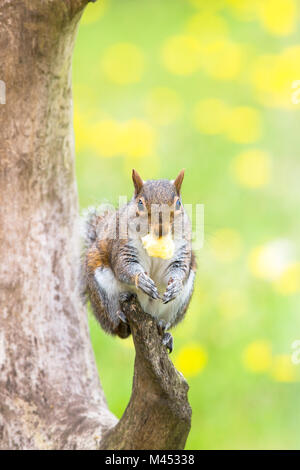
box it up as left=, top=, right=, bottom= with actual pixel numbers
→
left=157, top=319, right=170, bottom=336
left=162, top=332, right=173, bottom=354
left=117, top=310, right=129, bottom=325
left=162, top=278, right=183, bottom=304
left=137, top=272, right=160, bottom=300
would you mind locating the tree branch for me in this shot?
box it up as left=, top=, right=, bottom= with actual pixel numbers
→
left=100, top=297, right=192, bottom=450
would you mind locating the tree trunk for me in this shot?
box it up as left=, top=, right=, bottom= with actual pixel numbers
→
left=0, top=0, right=191, bottom=450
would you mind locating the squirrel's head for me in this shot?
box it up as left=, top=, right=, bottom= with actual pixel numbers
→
left=131, top=169, right=185, bottom=241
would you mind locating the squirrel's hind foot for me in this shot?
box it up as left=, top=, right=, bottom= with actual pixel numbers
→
left=119, top=291, right=137, bottom=304
left=157, top=319, right=170, bottom=336
left=162, top=332, right=173, bottom=354
left=158, top=320, right=173, bottom=353
left=116, top=310, right=131, bottom=338
left=117, top=310, right=128, bottom=325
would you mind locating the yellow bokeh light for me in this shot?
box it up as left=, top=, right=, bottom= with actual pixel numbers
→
left=175, top=343, right=207, bottom=377
left=274, top=263, right=300, bottom=295
left=248, top=240, right=294, bottom=281
left=243, top=340, right=272, bottom=373
left=230, top=149, right=271, bottom=188
left=252, top=46, right=300, bottom=108
left=161, top=35, right=201, bottom=76
left=258, top=0, right=297, bottom=36
left=81, top=0, right=109, bottom=25
left=185, top=12, right=228, bottom=42
left=193, top=99, right=229, bottom=135
left=144, top=87, right=182, bottom=125
left=102, top=43, right=144, bottom=84
left=210, top=228, right=242, bottom=263
left=225, top=107, right=262, bottom=143
left=120, top=119, right=156, bottom=158
left=188, top=0, right=225, bottom=11
left=201, top=39, right=243, bottom=80
left=227, top=0, right=260, bottom=21
left=193, top=102, right=261, bottom=143
left=89, top=119, right=121, bottom=157
left=86, top=118, right=156, bottom=159
left=228, top=0, right=296, bottom=35
left=271, top=355, right=297, bottom=382
left=73, top=110, right=91, bottom=153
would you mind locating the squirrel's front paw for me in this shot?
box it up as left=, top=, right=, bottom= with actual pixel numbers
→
left=136, top=272, right=160, bottom=300
left=162, top=278, right=183, bottom=304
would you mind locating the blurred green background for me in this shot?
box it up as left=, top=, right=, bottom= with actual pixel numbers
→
left=73, top=0, right=300, bottom=449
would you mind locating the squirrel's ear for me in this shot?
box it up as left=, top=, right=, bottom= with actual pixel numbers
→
left=132, top=169, right=144, bottom=196
left=173, top=169, right=185, bottom=194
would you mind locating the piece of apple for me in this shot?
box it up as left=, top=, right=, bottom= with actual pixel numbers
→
left=142, top=233, right=175, bottom=260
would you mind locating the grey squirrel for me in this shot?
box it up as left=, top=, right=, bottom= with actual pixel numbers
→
left=81, top=169, right=197, bottom=353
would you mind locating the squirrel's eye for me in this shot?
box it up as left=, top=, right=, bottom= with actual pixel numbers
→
left=175, top=199, right=181, bottom=210
left=138, top=199, right=144, bottom=210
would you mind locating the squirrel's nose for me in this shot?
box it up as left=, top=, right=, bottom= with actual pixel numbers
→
left=152, top=224, right=169, bottom=238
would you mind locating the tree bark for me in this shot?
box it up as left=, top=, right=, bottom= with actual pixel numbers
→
left=0, top=0, right=191, bottom=450
left=101, top=299, right=191, bottom=450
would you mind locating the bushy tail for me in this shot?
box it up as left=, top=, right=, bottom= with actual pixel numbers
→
left=82, top=206, right=101, bottom=249
left=80, top=205, right=114, bottom=302
left=79, top=207, right=103, bottom=303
